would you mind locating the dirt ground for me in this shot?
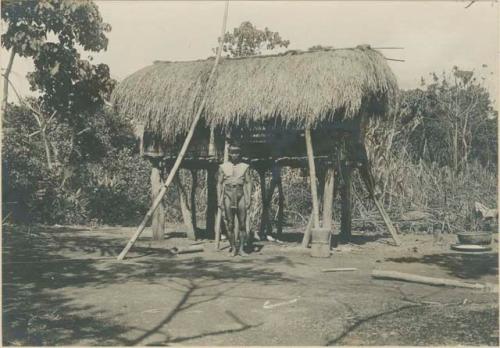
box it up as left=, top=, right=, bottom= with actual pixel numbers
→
left=2, top=224, right=499, bottom=346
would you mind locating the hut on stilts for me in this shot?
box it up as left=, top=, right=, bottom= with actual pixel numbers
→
left=111, top=44, right=401, bottom=249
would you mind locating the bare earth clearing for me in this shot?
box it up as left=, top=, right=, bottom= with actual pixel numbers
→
left=2, top=224, right=498, bottom=346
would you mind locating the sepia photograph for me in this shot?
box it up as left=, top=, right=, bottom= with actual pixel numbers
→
left=1, top=0, right=499, bottom=346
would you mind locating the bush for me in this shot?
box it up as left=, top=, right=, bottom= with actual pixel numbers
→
left=2, top=104, right=151, bottom=225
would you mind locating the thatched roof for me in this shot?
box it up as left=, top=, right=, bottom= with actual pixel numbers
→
left=111, top=46, right=398, bottom=143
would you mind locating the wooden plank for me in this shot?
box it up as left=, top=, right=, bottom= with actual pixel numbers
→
left=321, top=268, right=357, bottom=272
left=305, top=128, right=320, bottom=229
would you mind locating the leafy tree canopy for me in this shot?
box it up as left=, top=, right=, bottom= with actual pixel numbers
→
left=1, top=0, right=115, bottom=121
left=217, top=21, right=290, bottom=57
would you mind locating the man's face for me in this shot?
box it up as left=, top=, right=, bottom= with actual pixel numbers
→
left=229, top=151, right=241, bottom=163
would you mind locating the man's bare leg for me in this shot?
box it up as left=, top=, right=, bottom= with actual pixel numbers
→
left=223, top=197, right=237, bottom=256
left=237, top=198, right=249, bottom=256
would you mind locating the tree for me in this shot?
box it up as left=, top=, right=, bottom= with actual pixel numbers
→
left=216, top=21, right=290, bottom=57
left=1, top=0, right=116, bottom=169
left=398, top=66, right=497, bottom=171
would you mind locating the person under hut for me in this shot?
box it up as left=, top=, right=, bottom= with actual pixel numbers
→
left=217, top=143, right=252, bottom=256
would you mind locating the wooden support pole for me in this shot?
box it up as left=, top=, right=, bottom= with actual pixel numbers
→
left=206, top=126, right=217, bottom=238
left=215, top=204, right=223, bottom=249
left=258, top=169, right=267, bottom=238
left=116, top=1, right=229, bottom=260
left=357, top=142, right=401, bottom=246
left=301, top=211, right=314, bottom=248
left=322, top=167, right=335, bottom=230
left=150, top=161, right=166, bottom=241
left=263, top=169, right=279, bottom=236
left=373, top=198, right=401, bottom=246
left=215, top=141, right=229, bottom=249
left=340, top=162, right=353, bottom=243
left=277, top=177, right=284, bottom=236
left=206, top=167, right=217, bottom=239
left=176, top=173, right=196, bottom=240
left=305, top=128, right=320, bottom=229
left=190, top=169, right=198, bottom=233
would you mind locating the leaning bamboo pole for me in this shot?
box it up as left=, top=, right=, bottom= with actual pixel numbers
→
left=117, top=1, right=230, bottom=260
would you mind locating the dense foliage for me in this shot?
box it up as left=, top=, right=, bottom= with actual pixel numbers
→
left=2, top=104, right=151, bottom=225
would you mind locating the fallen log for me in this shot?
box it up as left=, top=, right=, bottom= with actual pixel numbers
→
left=372, top=270, right=492, bottom=290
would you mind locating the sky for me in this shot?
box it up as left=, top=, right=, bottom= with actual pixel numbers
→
left=2, top=0, right=499, bottom=103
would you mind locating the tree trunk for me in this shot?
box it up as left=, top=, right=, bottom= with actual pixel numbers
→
left=150, top=162, right=166, bottom=241
left=2, top=49, right=16, bottom=113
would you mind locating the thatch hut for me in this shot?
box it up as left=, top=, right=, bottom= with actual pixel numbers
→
left=111, top=45, right=399, bottom=244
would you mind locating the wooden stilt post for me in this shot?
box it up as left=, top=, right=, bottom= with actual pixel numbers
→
left=176, top=173, right=196, bottom=240
left=206, top=127, right=217, bottom=239
left=305, top=128, right=320, bottom=229
left=150, top=160, right=166, bottom=241
left=190, top=169, right=198, bottom=233
left=277, top=175, right=284, bottom=237
left=322, top=167, right=335, bottom=230
left=301, top=211, right=314, bottom=248
left=263, top=170, right=279, bottom=236
left=215, top=141, right=229, bottom=249
left=340, top=162, right=353, bottom=243
left=258, top=169, right=269, bottom=239
left=206, top=167, right=217, bottom=239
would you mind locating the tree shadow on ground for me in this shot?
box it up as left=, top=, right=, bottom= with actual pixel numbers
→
left=2, top=225, right=296, bottom=345
left=385, top=252, right=498, bottom=279
left=327, top=302, right=499, bottom=346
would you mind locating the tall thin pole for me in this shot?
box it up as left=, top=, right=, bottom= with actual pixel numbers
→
left=117, top=1, right=230, bottom=260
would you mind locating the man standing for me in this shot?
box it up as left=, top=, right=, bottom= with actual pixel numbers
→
left=218, top=144, right=252, bottom=256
